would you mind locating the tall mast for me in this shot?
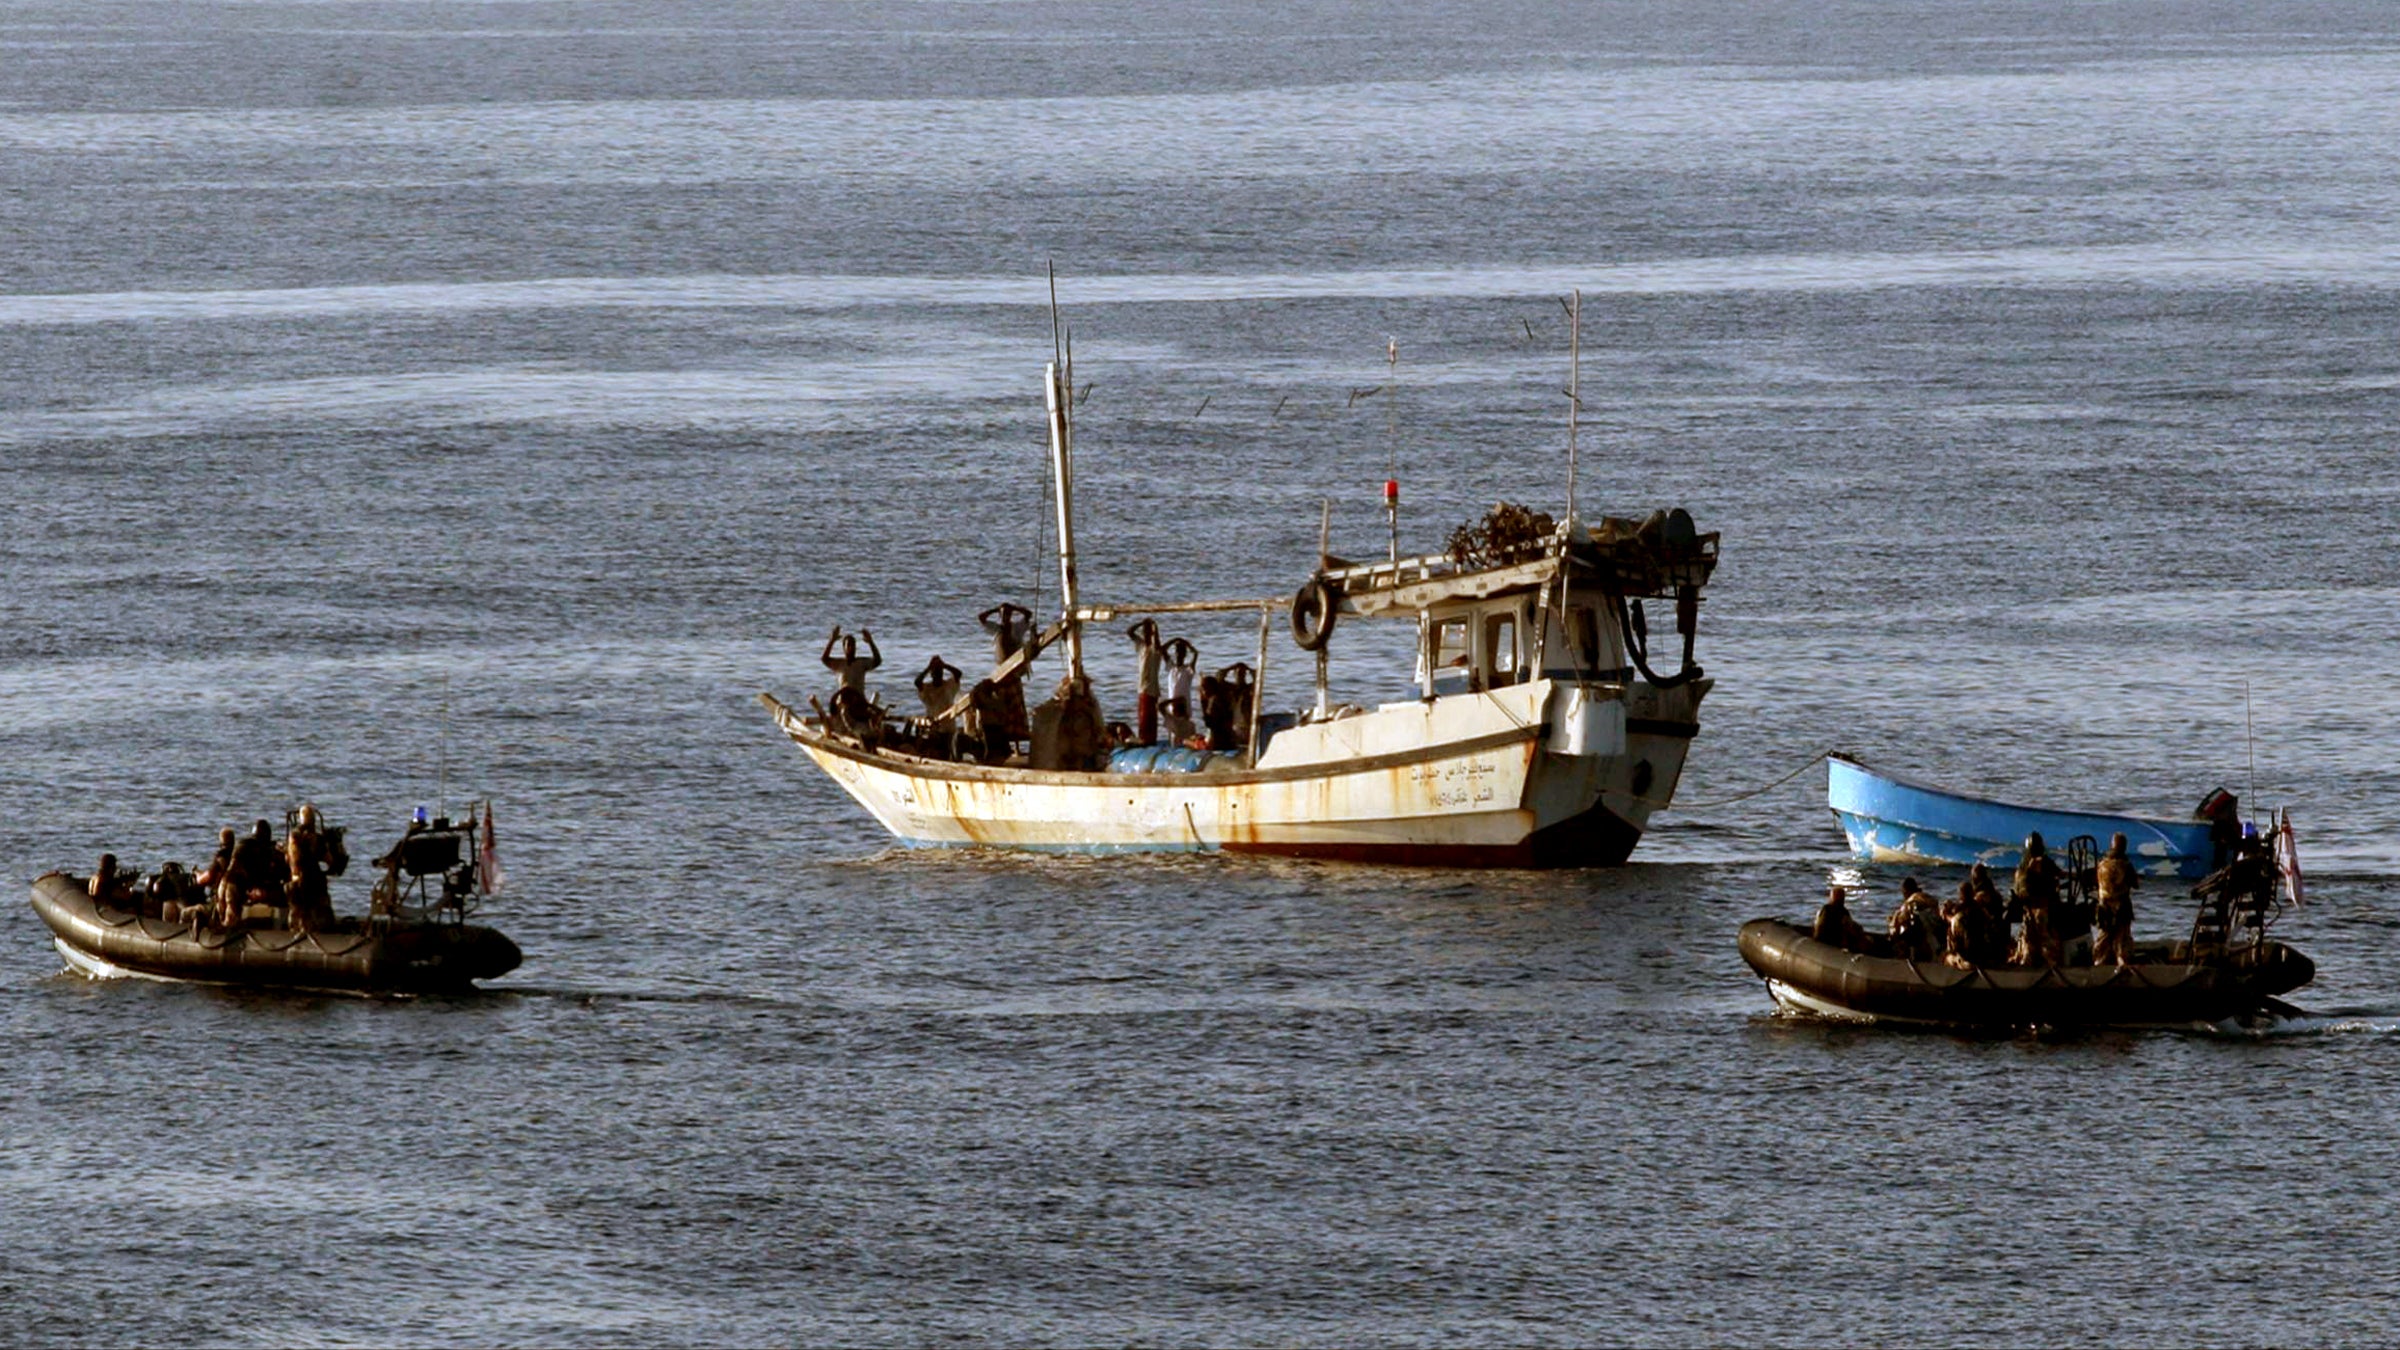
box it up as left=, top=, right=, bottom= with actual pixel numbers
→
left=1044, top=366, right=1085, bottom=682
left=1044, top=267, right=1085, bottom=682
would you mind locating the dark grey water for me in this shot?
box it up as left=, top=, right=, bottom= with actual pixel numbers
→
left=6, top=2, right=2400, bottom=1344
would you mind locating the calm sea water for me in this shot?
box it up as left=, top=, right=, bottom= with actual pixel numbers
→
left=6, top=3, right=2400, bottom=1344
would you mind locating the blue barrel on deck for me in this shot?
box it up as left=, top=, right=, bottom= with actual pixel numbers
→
left=1107, top=746, right=1222, bottom=774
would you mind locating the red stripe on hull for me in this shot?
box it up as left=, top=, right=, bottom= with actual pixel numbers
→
left=1220, top=802, right=1643, bottom=869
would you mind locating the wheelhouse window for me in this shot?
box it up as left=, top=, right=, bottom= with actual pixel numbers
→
left=1485, top=613, right=1519, bottom=688
left=1429, top=618, right=1473, bottom=693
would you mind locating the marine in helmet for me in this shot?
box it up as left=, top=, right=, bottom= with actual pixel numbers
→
left=222, top=819, right=287, bottom=926
left=1941, top=885, right=1978, bottom=970
left=2092, top=832, right=2139, bottom=966
left=1956, top=863, right=2005, bottom=963
left=2012, top=832, right=2065, bottom=966
left=148, top=860, right=199, bottom=920
left=283, top=803, right=347, bottom=934
left=1968, top=861, right=2003, bottom=913
left=1886, top=878, right=1942, bottom=961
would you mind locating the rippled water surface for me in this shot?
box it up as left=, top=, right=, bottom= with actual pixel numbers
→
left=5, top=3, right=2400, bottom=1344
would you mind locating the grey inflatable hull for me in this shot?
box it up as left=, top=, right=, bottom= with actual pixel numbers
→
left=32, top=872, right=520, bottom=995
left=1737, top=918, right=2311, bottom=1028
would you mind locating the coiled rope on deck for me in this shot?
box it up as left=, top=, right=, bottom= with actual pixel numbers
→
left=1659, top=749, right=1835, bottom=813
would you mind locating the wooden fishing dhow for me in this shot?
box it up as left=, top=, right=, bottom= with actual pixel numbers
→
left=763, top=301, right=1720, bottom=865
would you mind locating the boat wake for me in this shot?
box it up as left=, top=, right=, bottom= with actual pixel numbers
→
left=2193, top=1003, right=2400, bottom=1038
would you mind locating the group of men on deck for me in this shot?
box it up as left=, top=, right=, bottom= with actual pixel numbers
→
left=85, top=806, right=353, bottom=933
left=816, top=608, right=1260, bottom=767
left=1812, top=831, right=2144, bottom=969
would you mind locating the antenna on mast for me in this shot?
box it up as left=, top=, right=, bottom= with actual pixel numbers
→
left=1048, top=260, right=1064, bottom=368
left=2244, top=678, right=2258, bottom=811
left=1383, top=335, right=1400, bottom=565
left=1566, top=288, right=1582, bottom=526
left=437, top=671, right=450, bottom=821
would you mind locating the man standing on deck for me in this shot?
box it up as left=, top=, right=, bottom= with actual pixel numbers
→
left=1198, top=673, right=1236, bottom=752
left=978, top=604, right=1034, bottom=746
left=283, top=803, right=347, bottom=933
left=961, top=679, right=1012, bottom=764
left=2013, top=833, right=2066, bottom=966
left=913, top=655, right=962, bottom=719
left=195, top=826, right=237, bottom=926
left=1160, top=637, right=1199, bottom=747
left=821, top=627, right=882, bottom=695
left=1126, top=619, right=1164, bottom=746
left=2093, top=833, right=2139, bottom=966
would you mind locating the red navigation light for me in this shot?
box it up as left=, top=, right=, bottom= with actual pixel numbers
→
left=1383, top=479, right=1399, bottom=504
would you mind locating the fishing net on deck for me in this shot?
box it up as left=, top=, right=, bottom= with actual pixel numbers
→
left=1445, top=502, right=1557, bottom=569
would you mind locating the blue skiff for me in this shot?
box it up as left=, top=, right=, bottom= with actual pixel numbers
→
left=1826, top=754, right=2220, bottom=879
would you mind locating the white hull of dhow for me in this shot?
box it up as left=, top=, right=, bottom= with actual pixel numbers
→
left=771, top=677, right=1705, bottom=865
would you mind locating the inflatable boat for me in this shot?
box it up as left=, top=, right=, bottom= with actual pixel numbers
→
left=1737, top=918, right=2311, bottom=1028
left=31, top=872, right=520, bottom=995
